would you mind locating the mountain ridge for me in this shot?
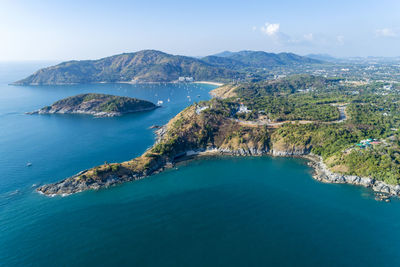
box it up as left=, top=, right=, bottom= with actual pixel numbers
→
left=14, top=49, right=322, bottom=85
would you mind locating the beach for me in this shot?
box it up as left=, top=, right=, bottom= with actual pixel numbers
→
left=193, top=81, right=224, bottom=86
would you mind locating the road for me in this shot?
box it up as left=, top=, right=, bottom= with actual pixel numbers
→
left=235, top=104, right=348, bottom=128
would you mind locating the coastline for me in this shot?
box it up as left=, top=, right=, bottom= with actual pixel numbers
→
left=38, top=144, right=400, bottom=199
left=193, top=81, right=224, bottom=86
left=27, top=105, right=159, bottom=117
left=176, top=148, right=400, bottom=200
left=34, top=88, right=399, bottom=200
left=304, top=154, right=399, bottom=199
left=14, top=80, right=225, bottom=86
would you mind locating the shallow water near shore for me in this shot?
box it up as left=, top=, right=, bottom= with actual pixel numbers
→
left=2, top=63, right=400, bottom=266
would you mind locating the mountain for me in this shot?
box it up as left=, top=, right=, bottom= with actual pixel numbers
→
left=206, top=50, right=322, bottom=68
left=200, top=56, right=247, bottom=70
left=28, top=93, right=158, bottom=117
left=306, top=53, right=336, bottom=62
left=14, top=50, right=241, bottom=85
left=213, top=74, right=341, bottom=99
left=15, top=50, right=323, bottom=85
left=211, top=51, right=236, bottom=58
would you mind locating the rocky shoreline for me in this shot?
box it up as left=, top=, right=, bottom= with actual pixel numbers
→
left=28, top=106, right=158, bottom=117
left=196, top=149, right=399, bottom=201
left=305, top=154, right=400, bottom=199
left=27, top=93, right=158, bottom=118
left=37, top=143, right=400, bottom=201
left=37, top=156, right=169, bottom=197
left=181, top=147, right=400, bottom=201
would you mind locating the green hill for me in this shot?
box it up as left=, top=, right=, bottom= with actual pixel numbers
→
left=29, top=93, right=158, bottom=117
left=200, top=56, right=247, bottom=70
left=209, top=50, right=322, bottom=68
left=14, top=50, right=241, bottom=85
left=14, top=50, right=322, bottom=85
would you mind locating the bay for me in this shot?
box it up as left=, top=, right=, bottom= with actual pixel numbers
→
left=1, top=63, right=400, bottom=266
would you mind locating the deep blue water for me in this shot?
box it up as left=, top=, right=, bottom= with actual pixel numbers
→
left=1, top=63, right=400, bottom=266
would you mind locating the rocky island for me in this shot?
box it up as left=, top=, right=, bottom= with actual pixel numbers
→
left=37, top=75, right=400, bottom=199
left=28, top=93, right=158, bottom=117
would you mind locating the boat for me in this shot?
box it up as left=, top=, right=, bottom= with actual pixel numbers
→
left=157, top=100, right=163, bottom=106
left=26, top=162, right=32, bottom=167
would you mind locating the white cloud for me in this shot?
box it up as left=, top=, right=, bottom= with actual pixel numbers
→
left=303, top=33, right=313, bottom=41
left=257, top=21, right=345, bottom=51
left=261, top=22, right=280, bottom=36
left=336, top=35, right=344, bottom=45
left=252, top=26, right=257, bottom=31
left=375, top=28, right=397, bottom=37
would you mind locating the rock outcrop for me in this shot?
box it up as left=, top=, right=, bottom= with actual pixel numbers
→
left=309, top=156, right=400, bottom=197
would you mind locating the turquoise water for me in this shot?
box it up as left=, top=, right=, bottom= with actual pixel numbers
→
left=1, top=63, right=400, bottom=266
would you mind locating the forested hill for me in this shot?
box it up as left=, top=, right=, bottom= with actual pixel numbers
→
left=14, top=50, right=322, bottom=85
left=204, top=50, right=321, bottom=68
left=29, top=93, right=157, bottom=117
left=14, top=50, right=241, bottom=85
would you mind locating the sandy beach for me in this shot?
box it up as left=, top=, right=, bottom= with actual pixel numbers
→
left=193, top=81, right=224, bottom=86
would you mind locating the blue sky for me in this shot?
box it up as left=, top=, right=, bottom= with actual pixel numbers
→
left=1, top=0, right=400, bottom=60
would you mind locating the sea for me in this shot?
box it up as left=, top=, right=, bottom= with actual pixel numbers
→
left=1, top=62, right=400, bottom=266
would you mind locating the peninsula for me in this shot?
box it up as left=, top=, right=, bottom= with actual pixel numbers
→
left=28, top=93, right=158, bottom=117
left=37, top=75, right=400, bottom=199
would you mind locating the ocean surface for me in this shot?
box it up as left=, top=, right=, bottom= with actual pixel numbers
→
left=1, top=62, right=400, bottom=266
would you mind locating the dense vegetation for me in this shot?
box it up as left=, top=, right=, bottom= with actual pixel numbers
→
left=238, top=95, right=340, bottom=121
left=212, top=75, right=400, bottom=185
left=205, top=51, right=321, bottom=68
left=234, top=75, right=342, bottom=97
left=44, top=93, right=157, bottom=114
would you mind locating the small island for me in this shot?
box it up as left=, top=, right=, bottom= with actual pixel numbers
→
left=28, top=93, right=158, bottom=117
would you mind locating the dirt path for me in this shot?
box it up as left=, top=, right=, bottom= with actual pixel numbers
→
left=333, top=105, right=347, bottom=123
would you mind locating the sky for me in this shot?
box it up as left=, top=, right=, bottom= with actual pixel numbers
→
left=1, top=0, right=400, bottom=61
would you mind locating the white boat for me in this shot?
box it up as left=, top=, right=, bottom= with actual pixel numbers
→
left=157, top=100, right=163, bottom=106
left=26, top=162, right=32, bottom=167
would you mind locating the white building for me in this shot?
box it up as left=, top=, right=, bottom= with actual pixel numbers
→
left=196, top=105, right=209, bottom=114
left=237, top=103, right=251, bottom=114
left=178, top=76, right=194, bottom=82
